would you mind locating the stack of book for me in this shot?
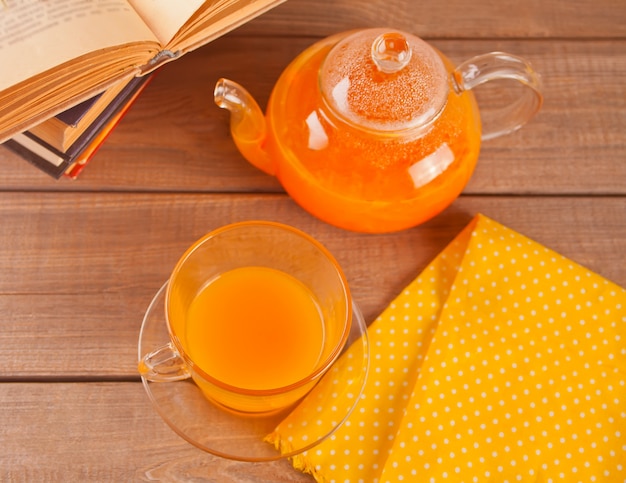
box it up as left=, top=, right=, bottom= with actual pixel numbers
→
left=0, top=0, right=287, bottom=178
left=4, top=75, right=152, bottom=178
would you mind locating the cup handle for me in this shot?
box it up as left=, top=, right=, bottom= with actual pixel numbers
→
left=452, top=52, right=543, bottom=141
left=138, top=342, right=191, bottom=382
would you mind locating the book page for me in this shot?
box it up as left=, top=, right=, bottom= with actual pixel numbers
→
left=0, top=0, right=158, bottom=92
left=128, top=0, right=204, bottom=47
left=170, top=0, right=286, bottom=53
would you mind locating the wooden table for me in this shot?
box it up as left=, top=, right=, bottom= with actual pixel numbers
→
left=1, top=0, right=624, bottom=480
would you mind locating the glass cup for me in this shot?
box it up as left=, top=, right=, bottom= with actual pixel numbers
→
left=138, top=221, right=352, bottom=414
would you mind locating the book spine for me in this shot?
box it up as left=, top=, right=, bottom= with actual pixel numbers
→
left=140, top=50, right=179, bottom=75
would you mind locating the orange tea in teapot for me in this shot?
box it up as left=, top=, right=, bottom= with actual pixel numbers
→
left=216, top=29, right=541, bottom=233
left=268, top=34, right=481, bottom=232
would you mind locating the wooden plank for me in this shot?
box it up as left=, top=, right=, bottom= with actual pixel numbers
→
left=0, top=1, right=623, bottom=481
left=238, top=0, right=626, bottom=39
left=0, top=192, right=623, bottom=379
left=1, top=38, right=624, bottom=194
left=0, top=382, right=313, bottom=482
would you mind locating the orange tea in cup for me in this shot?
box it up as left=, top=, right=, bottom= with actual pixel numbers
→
left=141, top=221, right=352, bottom=414
left=184, top=266, right=325, bottom=391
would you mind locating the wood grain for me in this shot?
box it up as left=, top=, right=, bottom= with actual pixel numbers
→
left=1, top=38, right=624, bottom=194
left=0, top=193, right=623, bottom=379
left=238, top=0, right=626, bottom=39
left=0, top=0, right=623, bottom=480
left=0, top=382, right=314, bottom=482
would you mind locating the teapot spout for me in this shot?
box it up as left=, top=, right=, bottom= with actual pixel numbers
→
left=214, top=78, right=276, bottom=175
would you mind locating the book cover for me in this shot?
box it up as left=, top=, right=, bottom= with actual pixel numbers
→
left=4, top=75, right=151, bottom=178
left=55, top=95, right=102, bottom=127
left=28, top=78, right=135, bottom=151
left=64, top=82, right=149, bottom=179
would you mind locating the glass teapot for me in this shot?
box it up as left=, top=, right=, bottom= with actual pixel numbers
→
left=215, top=28, right=542, bottom=233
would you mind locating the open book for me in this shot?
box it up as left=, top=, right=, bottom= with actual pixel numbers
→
left=0, top=0, right=286, bottom=143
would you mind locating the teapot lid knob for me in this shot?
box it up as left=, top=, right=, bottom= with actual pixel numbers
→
left=371, top=32, right=412, bottom=74
left=319, top=28, right=449, bottom=133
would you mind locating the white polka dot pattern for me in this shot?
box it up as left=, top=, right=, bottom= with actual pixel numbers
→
left=270, top=214, right=626, bottom=482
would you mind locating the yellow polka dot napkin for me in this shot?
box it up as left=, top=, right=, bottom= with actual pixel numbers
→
left=268, top=213, right=626, bottom=482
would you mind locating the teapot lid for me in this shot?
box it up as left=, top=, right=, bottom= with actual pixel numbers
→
left=319, top=28, right=449, bottom=133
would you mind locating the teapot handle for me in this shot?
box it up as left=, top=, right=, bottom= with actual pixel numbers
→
left=453, top=52, right=543, bottom=141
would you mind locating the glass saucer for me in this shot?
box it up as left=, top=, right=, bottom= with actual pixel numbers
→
left=138, top=282, right=369, bottom=462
